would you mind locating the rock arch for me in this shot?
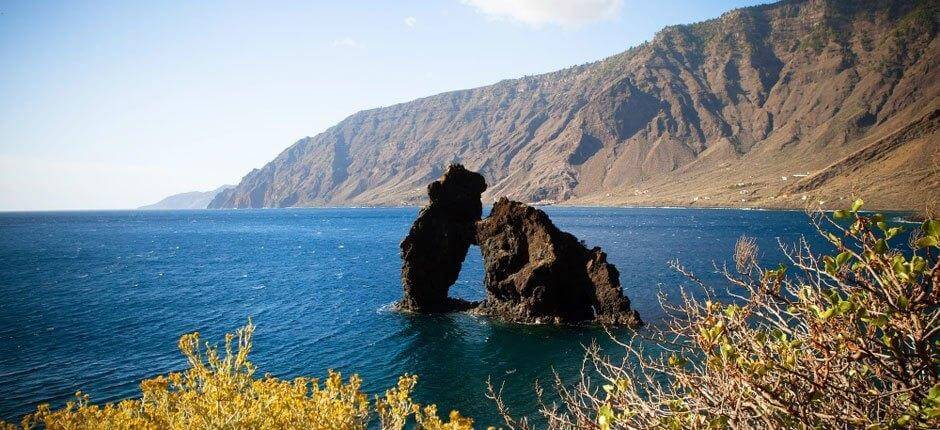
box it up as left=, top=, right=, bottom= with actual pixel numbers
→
left=399, top=164, right=641, bottom=326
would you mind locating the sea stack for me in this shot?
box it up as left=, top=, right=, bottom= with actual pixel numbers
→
left=399, top=164, right=487, bottom=312
left=475, top=198, right=641, bottom=326
left=399, top=164, right=641, bottom=326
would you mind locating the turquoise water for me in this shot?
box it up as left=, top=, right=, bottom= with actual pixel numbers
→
left=0, top=207, right=831, bottom=424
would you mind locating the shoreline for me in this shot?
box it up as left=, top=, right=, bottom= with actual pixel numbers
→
left=0, top=204, right=917, bottom=214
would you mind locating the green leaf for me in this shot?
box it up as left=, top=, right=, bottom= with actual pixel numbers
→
left=872, top=213, right=885, bottom=223
left=668, top=354, right=688, bottom=367
left=911, top=256, right=927, bottom=274
left=720, top=341, right=736, bottom=362
left=892, top=255, right=908, bottom=275
left=916, top=236, right=939, bottom=249
left=835, top=251, right=852, bottom=266
left=874, top=239, right=888, bottom=254
left=835, top=300, right=853, bottom=315
left=886, top=226, right=903, bottom=240
left=928, top=383, right=940, bottom=401
left=709, top=416, right=730, bottom=429
left=924, top=406, right=940, bottom=419
left=897, top=295, right=910, bottom=310
left=850, top=221, right=861, bottom=235
left=851, top=198, right=864, bottom=213
left=597, top=403, right=614, bottom=429
left=864, top=315, right=888, bottom=328
left=923, top=219, right=940, bottom=237
left=882, top=334, right=893, bottom=347
left=832, top=210, right=848, bottom=220
left=823, top=256, right=837, bottom=275
left=724, top=304, right=740, bottom=318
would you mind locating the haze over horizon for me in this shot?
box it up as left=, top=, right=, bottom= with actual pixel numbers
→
left=0, top=0, right=769, bottom=211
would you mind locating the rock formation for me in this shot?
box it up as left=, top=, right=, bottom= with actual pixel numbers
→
left=399, top=164, right=487, bottom=312
left=475, top=198, right=641, bottom=326
left=399, top=164, right=641, bottom=326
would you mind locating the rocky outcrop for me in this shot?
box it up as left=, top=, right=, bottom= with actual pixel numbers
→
left=475, top=198, right=641, bottom=326
left=399, top=165, right=487, bottom=312
left=211, top=0, right=938, bottom=211
left=399, top=165, right=641, bottom=326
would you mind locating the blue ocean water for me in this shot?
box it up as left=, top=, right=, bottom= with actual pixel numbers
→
left=0, top=207, right=837, bottom=424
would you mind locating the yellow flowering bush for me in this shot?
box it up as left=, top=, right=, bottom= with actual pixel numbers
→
left=5, top=320, right=475, bottom=430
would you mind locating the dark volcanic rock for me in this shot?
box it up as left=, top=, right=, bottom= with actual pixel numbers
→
left=475, top=198, right=641, bottom=326
left=399, top=164, right=487, bottom=312
left=399, top=164, right=641, bottom=326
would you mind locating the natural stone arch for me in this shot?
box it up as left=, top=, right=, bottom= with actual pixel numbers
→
left=399, top=164, right=641, bottom=326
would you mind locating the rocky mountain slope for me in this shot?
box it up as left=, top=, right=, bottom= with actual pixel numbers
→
left=140, top=186, right=234, bottom=210
left=211, top=0, right=939, bottom=211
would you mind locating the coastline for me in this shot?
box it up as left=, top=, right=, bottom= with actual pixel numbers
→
left=0, top=203, right=918, bottom=214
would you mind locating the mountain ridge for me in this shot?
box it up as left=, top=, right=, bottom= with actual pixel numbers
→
left=140, top=185, right=234, bottom=210
left=211, top=0, right=939, bottom=211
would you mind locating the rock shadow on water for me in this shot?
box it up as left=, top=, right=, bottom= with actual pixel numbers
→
left=385, top=310, right=647, bottom=425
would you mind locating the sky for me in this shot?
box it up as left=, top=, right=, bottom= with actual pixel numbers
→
left=0, top=0, right=769, bottom=211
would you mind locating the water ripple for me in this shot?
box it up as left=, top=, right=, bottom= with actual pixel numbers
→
left=0, top=207, right=844, bottom=425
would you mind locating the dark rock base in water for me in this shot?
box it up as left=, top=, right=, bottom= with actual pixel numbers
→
left=475, top=198, right=641, bottom=326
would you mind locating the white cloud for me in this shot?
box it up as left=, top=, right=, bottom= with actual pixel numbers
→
left=404, top=16, right=417, bottom=28
left=331, top=37, right=362, bottom=49
left=461, top=0, right=623, bottom=28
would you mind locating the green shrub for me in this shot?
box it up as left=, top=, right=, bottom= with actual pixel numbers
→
left=495, top=200, right=939, bottom=429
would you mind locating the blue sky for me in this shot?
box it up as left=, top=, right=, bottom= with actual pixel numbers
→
left=0, top=0, right=768, bottom=210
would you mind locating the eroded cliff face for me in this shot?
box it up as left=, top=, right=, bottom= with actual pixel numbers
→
left=211, top=0, right=939, bottom=211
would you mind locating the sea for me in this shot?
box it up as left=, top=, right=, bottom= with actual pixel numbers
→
left=0, top=207, right=864, bottom=424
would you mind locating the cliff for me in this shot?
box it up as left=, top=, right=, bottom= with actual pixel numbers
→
left=211, top=0, right=939, bottom=211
